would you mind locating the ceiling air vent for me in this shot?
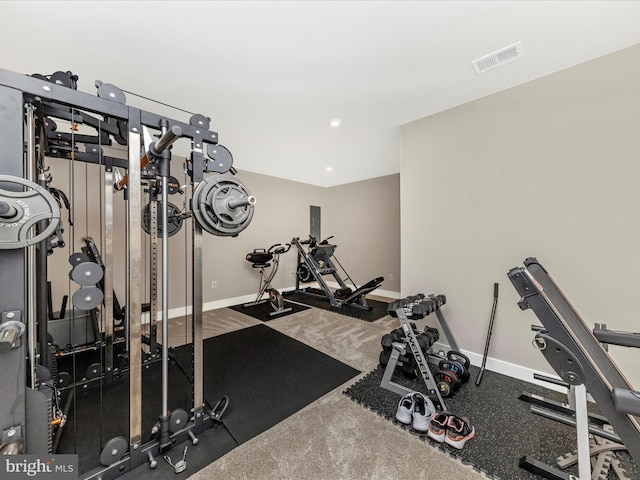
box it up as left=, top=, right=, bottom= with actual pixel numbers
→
left=472, top=41, right=523, bottom=74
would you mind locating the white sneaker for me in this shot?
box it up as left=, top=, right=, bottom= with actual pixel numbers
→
left=395, top=393, right=414, bottom=425
left=411, top=393, right=435, bottom=432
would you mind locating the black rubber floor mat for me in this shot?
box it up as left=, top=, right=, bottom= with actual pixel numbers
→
left=283, top=289, right=388, bottom=322
left=202, top=324, right=360, bottom=444
left=58, top=324, right=359, bottom=477
left=228, top=299, right=310, bottom=321
left=343, top=365, right=640, bottom=480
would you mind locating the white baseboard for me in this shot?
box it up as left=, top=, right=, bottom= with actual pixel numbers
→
left=432, top=341, right=567, bottom=394
left=150, top=289, right=563, bottom=395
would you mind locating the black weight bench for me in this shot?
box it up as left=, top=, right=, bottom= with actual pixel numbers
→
left=339, top=276, right=384, bottom=305
left=508, top=257, right=640, bottom=471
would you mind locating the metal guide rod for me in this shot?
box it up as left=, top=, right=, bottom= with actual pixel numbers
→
left=192, top=216, right=204, bottom=424
left=127, top=125, right=143, bottom=450
left=25, top=103, right=37, bottom=388
left=103, top=169, right=114, bottom=371
left=161, top=171, right=169, bottom=419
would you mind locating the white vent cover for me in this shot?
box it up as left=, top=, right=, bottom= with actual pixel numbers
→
left=472, top=42, right=523, bottom=74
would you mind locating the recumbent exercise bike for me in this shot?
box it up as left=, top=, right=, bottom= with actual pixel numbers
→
left=243, top=243, right=292, bottom=317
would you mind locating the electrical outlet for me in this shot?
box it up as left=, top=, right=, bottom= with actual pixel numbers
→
left=389, top=273, right=394, bottom=281
left=211, top=280, right=217, bottom=289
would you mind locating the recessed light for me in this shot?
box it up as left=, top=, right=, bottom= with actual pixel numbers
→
left=326, top=166, right=333, bottom=172
left=329, top=119, right=342, bottom=128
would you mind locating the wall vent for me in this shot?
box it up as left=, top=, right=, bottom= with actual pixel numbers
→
left=472, top=41, right=523, bottom=74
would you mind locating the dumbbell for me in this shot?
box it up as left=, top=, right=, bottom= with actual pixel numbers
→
left=379, top=350, right=391, bottom=367
left=422, top=327, right=440, bottom=346
left=387, top=298, right=411, bottom=317
left=406, top=294, right=425, bottom=303
left=412, top=299, right=436, bottom=318
left=401, top=355, right=419, bottom=379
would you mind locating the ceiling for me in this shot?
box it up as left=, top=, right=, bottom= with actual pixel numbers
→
left=2, top=1, right=640, bottom=187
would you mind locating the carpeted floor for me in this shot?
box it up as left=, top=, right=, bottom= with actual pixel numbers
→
left=343, top=364, right=640, bottom=480
left=283, top=289, right=388, bottom=322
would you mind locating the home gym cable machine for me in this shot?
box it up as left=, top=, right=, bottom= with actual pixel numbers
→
left=0, top=67, right=256, bottom=478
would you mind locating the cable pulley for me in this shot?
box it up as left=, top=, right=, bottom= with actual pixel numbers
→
left=0, top=175, right=61, bottom=249
left=191, top=176, right=256, bottom=237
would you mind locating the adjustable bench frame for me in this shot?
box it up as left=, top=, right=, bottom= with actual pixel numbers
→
left=508, top=257, right=640, bottom=468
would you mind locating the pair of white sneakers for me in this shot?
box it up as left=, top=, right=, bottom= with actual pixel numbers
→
left=394, top=392, right=436, bottom=432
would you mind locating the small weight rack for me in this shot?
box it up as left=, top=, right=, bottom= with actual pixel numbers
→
left=380, top=293, right=463, bottom=411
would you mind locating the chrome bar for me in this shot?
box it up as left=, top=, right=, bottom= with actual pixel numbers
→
left=25, top=103, right=37, bottom=388
left=192, top=208, right=204, bottom=420
left=103, top=169, right=114, bottom=371
left=161, top=173, right=169, bottom=418
left=127, top=126, right=143, bottom=449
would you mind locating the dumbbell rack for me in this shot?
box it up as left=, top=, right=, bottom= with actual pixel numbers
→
left=380, top=308, right=447, bottom=411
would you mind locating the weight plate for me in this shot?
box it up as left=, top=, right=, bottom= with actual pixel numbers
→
left=169, top=408, right=189, bottom=433
left=192, top=176, right=255, bottom=237
left=69, top=251, right=90, bottom=265
left=100, top=436, right=128, bottom=466
left=167, top=176, right=182, bottom=195
left=72, top=286, right=103, bottom=311
left=141, top=202, right=183, bottom=237
left=206, top=144, right=233, bottom=174
left=71, top=261, right=104, bottom=286
left=0, top=175, right=61, bottom=249
left=85, top=363, right=102, bottom=380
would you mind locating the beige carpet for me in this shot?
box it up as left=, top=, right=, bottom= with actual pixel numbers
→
left=175, top=299, right=489, bottom=480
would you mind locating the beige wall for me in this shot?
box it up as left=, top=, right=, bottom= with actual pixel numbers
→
left=400, top=43, right=640, bottom=386
left=324, top=175, right=401, bottom=293
left=45, top=164, right=400, bottom=318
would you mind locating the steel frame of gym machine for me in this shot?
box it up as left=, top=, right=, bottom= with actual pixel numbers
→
left=508, top=257, right=640, bottom=480
left=291, top=236, right=384, bottom=310
left=0, top=67, right=255, bottom=478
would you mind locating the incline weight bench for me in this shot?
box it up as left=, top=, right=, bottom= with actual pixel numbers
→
left=508, top=257, right=640, bottom=479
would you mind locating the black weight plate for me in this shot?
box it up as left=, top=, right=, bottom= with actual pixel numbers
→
left=141, top=202, right=183, bottom=237
left=167, top=176, right=182, bottom=195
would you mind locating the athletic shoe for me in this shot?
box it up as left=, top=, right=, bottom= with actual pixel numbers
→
left=427, top=411, right=451, bottom=442
left=411, top=393, right=435, bottom=432
left=395, top=393, right=414, bottom=425
left=445, top=415, right=475, bottom=449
